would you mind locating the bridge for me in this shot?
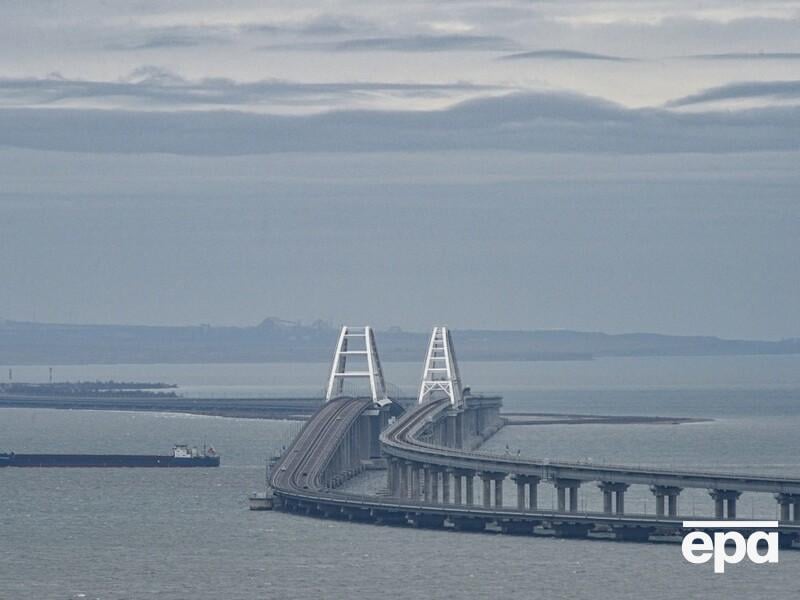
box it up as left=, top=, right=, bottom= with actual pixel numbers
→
left=260, top=325, right=800, bottom=546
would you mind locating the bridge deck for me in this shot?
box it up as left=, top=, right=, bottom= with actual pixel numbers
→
left=268, top=397, right=800, bottom=543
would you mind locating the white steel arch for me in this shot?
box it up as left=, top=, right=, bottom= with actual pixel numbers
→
left=418, top=326, right=464, bottom=407
left=325, top=326, right=390, bottom=405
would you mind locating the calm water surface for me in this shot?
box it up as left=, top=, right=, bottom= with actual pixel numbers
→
left=1, top=356, right=800, bottom=599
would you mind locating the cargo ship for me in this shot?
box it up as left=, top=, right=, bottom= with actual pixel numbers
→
left=0, top=444, right=220, bottom=467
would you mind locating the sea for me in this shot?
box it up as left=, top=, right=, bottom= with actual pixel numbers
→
left=1, top=355, right=800, bottom=600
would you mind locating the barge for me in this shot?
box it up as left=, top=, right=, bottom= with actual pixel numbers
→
left=0, top=444, right=220, bottom=467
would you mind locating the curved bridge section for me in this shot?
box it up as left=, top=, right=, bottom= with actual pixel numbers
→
left=263, top=325, right=800, bottom=547
left=270, top=396, right=374, bottom=495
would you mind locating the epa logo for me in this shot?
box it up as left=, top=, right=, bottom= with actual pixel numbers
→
left=682, top=521, right=779, bottom=573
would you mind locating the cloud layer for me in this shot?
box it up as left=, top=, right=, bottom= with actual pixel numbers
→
left=1, top=91, right=796, bottom=156
left=0, top=69, right=498, bottom=110
left=667, top=80, right=800, bottom=106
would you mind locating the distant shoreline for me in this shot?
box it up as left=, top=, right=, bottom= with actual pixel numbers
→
left=0, top=395, right=710, bottom=426
left=503, top=412, right=711, bottom=426
left=2, top=319, right=797, bottom=365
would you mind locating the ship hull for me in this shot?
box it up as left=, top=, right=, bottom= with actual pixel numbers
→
left=0, top=453, right=219, bottom=467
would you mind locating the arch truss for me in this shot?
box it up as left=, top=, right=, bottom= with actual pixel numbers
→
left=418, top=326, right=464, bottom=407
left=325, top=326, right=390, bottom=406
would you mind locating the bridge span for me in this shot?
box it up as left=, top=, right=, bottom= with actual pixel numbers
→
left=262, top=325, right=800, bottom=546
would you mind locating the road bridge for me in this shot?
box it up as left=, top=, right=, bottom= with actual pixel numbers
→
left=263, top=325, right=800, bottom=546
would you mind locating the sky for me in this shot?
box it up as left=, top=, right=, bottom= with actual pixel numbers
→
left=0, top=1, right=798, bottom=339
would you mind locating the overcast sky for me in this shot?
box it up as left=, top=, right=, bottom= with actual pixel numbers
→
left=1, top=1, right=798, bottom=338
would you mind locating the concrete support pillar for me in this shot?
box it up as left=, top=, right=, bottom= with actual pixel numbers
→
left=599, top=482, right=630, bottom=514
left=400, top=462, right=409, bottom=498
left=516, top=479, right=526, bottom=510
left=603, top=490, right=613, bottom=514
left=555, top=479, right=581, bottom=513
left=495, top=475, right=504, bottom=508
left=482, top=474, right=492, bottom=508
left=431, top=470, right=439, bottom=503
left=650, top=486, right=681, bottom=517
left=615, top=490, right=625, bottom=515
left=383, top=459, right=391, bottom=493
left=423, top=466, right=432, bottom=502
left=442, top=470, right=450, bottom=504
left=455, top=413, right=464, bottom=448
left=512, top=475, right=538, bottom=511
left=776, top=494, right=796, bottom=521
left=465, top=473, right=475, bottom=506
left=655, top=494, right=665, bottom=517
left=727, top=496, right=737, bottom=519
left=452, top=472, right=463, bottom=505
left=387, top=459, right=397, bottom=495
left=668, top=493, right=679, bottom=517
left=369, top=413, right=381, bottom=458
left=557, top=486, right=566, bottom=512
left=710, top=490, right=741, bottom=519
left=410, top=463, right=419, bottom=499
left=569, top=486, right=579, bottom=513
left=528, top=478, right=539, bottom=510
left=714, top=496, right=724, bottom=519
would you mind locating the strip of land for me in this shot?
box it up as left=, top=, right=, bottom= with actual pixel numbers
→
left=0, top=394, right=710, bottom=425
left=502, top=412, right=710, bottom=425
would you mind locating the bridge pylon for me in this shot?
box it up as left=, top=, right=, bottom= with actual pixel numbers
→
left=325, top=326, right=390, bottom=406
left=418, top=326, right=464, bottom=408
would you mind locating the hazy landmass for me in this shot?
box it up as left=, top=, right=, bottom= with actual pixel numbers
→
left=0, top=318, right=797, bottom=365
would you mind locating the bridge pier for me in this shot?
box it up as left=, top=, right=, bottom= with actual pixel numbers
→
left=465, top=472, right=475, bottom=506
left=423, top=465, right=432, bottom=502
left=481, top=473, right=493, bottom=508
left=451, top=469, right=463, bottom=504
left=512, top=475, right=540, bottom=511
left=776, top=493, right=800, bottom=521
left=431, top=469, right=440, bottom=502
left=554, top=479, right=581, bottom=513
left=386, top=457, right=397, bottom=495
left=598, top=482, right=629, bottom=515
left=442, top=469, right=451, bottom=503
left=650, top=485, right=682, bottom=517
left=494, top=474, right=504, bottom=507
left=709, top=489, right=741, bottom=519
left=401, top=462, right=409, bottom=498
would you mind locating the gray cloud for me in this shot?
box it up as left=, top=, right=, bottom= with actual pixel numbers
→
left=0, top=69, right=498, bottom=109
left=333, top=34, right=517, bottom=52
left=500, top=49, right=630, bottom=62
left=105, top=26, right=234, bottom=51
left=260, top=34, right=519, bottom=53
left=0, top=92, right=796, bottom=156
left=667, top=80, right=800, bottom=107
left=244, top=14, right=375, bottom=36
left=688, top=52, right=800, bottom=60
left=104, top=15, right=377, bottom=51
